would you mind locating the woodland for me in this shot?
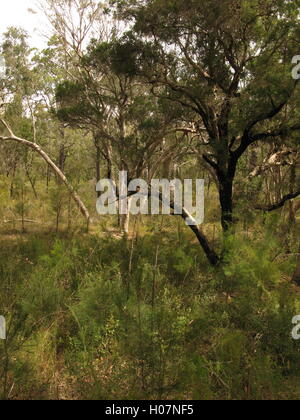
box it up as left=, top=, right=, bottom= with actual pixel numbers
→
left=0, top=0, right=300, bottom=400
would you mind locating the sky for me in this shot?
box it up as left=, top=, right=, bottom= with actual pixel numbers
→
left=0, top=0, right=49, bottom=49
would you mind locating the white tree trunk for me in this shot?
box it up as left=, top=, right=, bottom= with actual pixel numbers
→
left=120, top=197, right=132, bottom=235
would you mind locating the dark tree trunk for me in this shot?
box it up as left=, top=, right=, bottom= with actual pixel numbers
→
left=96, top=147, right=101, bottom=183
left=58, top=144, right=67, bottom=172
left=205, top=152, right=237, bottom=235
left=25, top=163, right=38, bottom=199
left=187, top=221, right=220, bottom=266
left=167, top=195, right=220, bottom=266
left=94, top=136, right=101, bottom=198
left=219, top=177, right=234, bottom=232
left=10, top=160, right=17, bottom=198
left=107, top=159, right=112, bottom=180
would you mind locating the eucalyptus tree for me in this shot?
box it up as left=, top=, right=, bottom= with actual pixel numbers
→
left=0, top=27, right=39, bottom=196
left=40, top=1, right=120, bottom=192
left=109, top=0, right=300, bottom=263
left=40, top=0, right=106, bottom=57
left=55, top=39, right=192, bottom=232
left=0, top=28, right=91, bottom=230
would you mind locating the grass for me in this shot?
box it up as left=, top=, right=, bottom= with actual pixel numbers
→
left=0, top=219, right=299, bottom=400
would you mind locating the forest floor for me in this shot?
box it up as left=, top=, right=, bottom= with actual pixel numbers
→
left=0, top=221, right=300, bottom=400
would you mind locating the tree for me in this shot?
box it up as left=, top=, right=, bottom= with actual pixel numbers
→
left=0, top=28, right=91, bottom=231
left=55, top=39, right=193, bottom=234
left=40, top=0, right=106, bottom=57
left=109, top=0, right=300, bottom=263
left=0, top=28, right=37, bottom=197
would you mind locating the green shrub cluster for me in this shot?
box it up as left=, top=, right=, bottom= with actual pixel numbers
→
left=0, top=228, right=299, bottom=400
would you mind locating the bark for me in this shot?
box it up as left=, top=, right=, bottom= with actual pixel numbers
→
left=218, top=177, right=234, bottom=232
left=25, top=162, right=38, bottom=199
left=94, top=135, right=101, bottom=197
left=58, top=144, right=67, bottom=173
left=115, top=187, right=220, bottom=265
left=107, top=158, right=112, bottom=179
left=203, top=153, right=236, bottom=233
left=120, top=212, right=130, bottom=235
left=159, top=191, right=220, bottom=266
left=120, top=197, right=132, bottom=235
left=179, top=207, right=220, bottom=266
left=0, top=120, right=91, bottom=231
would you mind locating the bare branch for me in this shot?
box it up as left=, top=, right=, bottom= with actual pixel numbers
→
left=243, top=80, right=299, bottom=137
left=256, top=188, right=300, bottom=212
left=0, top=119, right=13, bottom=137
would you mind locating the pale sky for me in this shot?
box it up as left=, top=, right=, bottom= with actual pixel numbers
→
left=0, top=0, right=49, bottom=49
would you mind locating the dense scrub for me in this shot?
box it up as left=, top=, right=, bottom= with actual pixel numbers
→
left=0, top=218, right=299, bottom=400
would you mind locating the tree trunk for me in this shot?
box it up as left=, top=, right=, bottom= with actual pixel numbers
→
left=218, top=176, right=234, bottom=232
left=94, top=135, right=101, bottom=197
left=205, top=152, right=236, bottom=234
left=120, top=197, right=132, bottom=235
left=120, top=213, right=130, bottom=235
left=182, top=211, right=220, bottom=266
left=163, top=191, right=220, bottom=266
left=107, top=158, right=112, bottom=179
left=25, top=163, right=38, bottom=199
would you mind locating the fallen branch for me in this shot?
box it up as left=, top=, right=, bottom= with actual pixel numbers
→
left=3, top=219, right=40, bottom=224
left=0, top=119, right=91, bottom=231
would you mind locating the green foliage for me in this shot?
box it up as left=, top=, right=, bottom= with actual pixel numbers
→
left=0, top=231, right=299, bottom=400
